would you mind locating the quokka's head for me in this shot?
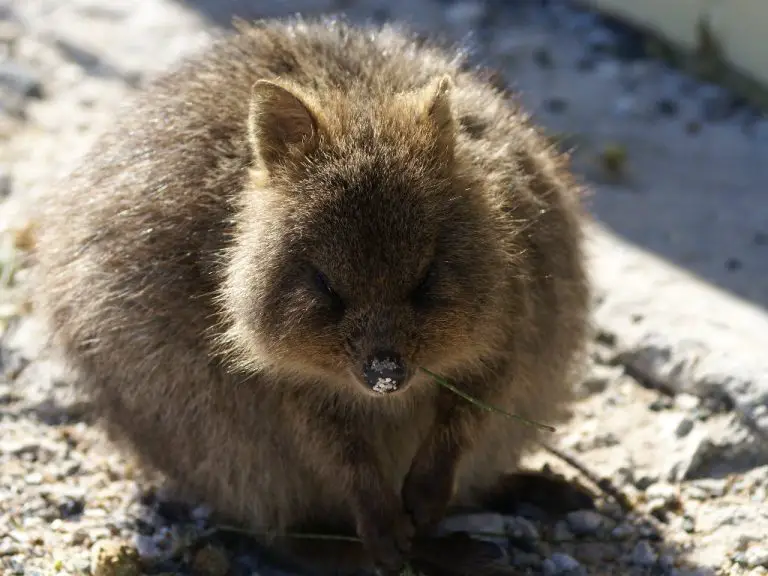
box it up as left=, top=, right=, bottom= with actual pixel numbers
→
left=220, top=74, right=511, bottom=396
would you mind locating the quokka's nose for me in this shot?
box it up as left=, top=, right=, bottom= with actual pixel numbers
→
left=363, top=350, right=407, bottom=394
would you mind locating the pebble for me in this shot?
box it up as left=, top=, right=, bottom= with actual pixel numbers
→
left=551, top=520, right=575, bottom=542
left=646, top=482, right=680, bottom=506
left=630, top=540, right=658, bottom=567
left=595, top=59, right=621, bottom=80
left=0, top=61, right=44, bottom=99
left=90, top=540, right=142, bottom=576
left=655, top=97, right=679, bottom=117
left=690, top=478, right=728, bottom=498
left=544, top=96, right=568, bottom=114
left=744, top=547, right=768, bottom=568
left=565, top=509, right=604, bottom=536
left=0, top=540, right=20, bottom=556
left=665, top=433, right=716, bottom=481
left=438, top=512, right=507, bottom=546
left=578, top=364, right=621, bottom=395
left=0, top=167, right=11, bottom=199
left=505, top=515, right=539, bottom=543
left=585, top=27, right=617, bottom=54
left=675, top=393, right=701, bottom=411
left=546, top=552, right=585, bottom=575
left=610, top=523, right=635, bottom=540
left=614, top=94, right=640, bottom=117
left=192, top=544, right=230, bottom=576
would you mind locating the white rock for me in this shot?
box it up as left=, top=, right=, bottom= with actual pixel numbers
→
left=745, top=546, right=768, bottom=568
left=645, top=482, right=679, bottom=505
left=675, top=392, right=701, bottom=411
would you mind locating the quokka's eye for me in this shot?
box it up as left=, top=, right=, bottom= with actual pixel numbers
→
left=411, top=263, right=437, bottom=307
left=312, top=268, right=345, bottom=312
left=314, top=269, right=335, bottom=297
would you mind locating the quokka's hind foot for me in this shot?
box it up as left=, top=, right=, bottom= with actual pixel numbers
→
left=478, top=469, right=596, bottom=517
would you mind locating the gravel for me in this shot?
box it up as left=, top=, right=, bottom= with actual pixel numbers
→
left=2, top=0, right=768, bottom=575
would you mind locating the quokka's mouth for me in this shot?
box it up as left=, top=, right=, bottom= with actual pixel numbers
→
left=349, top=371, right=414, bottom=396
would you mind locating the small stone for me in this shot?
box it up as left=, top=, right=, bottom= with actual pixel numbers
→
left=611, top=465, right=634, bottom=487
left=659, top=554, right=676, bottom=571
left=646, top=483, right=679, bottom=507
left=655, top=97, right=679, bottom=117
left=744, top=547, right=768, bottom=568
left=192, top=544, right=230, bottom=576
left=551, top=520, right=574, bottom=542
left=549, top=552, right=583, bottom=573
left=504, top=515, right=539, bottom=543
left=0, top=439, right=40, bottom=456
left=674, top=416, right=694, bottom=438
left=611, top=523, right=635, bottom=540
left=685, top=120, right=702, bottom=135
left=682, top=515, right=695, bottom=533
left=613, top=95, right=637, bottom=117
left=90, top=540, right=142, bottom=576
left=579, top=364, right=621, bottom=395
left=732, top=551, right=749, bottom=566
left=649, top=396, right=674, bottom=412
left=635, top=474, right=659, bottom=490
left=57, top=494, right=86, bottom=518
left=664, top=432, right=715, bottom=481
left=585, top=26, right=617, bottom=54
left=541, top=558, right=558, bottom=575
left=438, top=513, right=506, bottom=546
left=533, top=47, right=554, bottom=68
left=595, top=59, right=621, bottom=80
left=690, top=478, right=727, bottom=497
left=0, top=168, right=11, bottom=199
left=544, top=97, right=567, bottom=114
left=753, top=231, right=768, bottom=246
left=674, top=393, right=701, bottom=411
left=647, top=498, right=670, bottom=520
left=0, top=540, right=19, bottom=556
left=630, top=540, right=658, bottom=566
left=725, top=257, right=742, bottom=272
left=566, top=509, right=604, bottom=536
left=25, top=472, right=43, bottom=485
left=0, top=61, right=44, bottom=99
left=133, top=534, right=158, bottom=560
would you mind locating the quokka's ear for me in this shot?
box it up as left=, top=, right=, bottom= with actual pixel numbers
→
left=412, top=74, right=456, bottom=159
left=423, top=74, right=454, bottom=132
left=248, top=79, right=320, bottom=170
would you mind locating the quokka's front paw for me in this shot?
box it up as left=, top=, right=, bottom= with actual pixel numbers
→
left=354, top=490, right=414, bottom=574
left=402, top=454, right=457, bottom=533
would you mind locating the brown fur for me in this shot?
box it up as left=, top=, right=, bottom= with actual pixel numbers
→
left=33, top=17, right=591, bottom=575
